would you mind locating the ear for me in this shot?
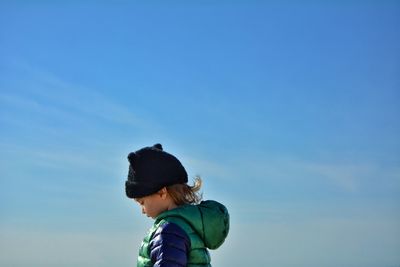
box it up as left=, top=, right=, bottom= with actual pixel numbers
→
left=158, top=187, right=168, bottom=199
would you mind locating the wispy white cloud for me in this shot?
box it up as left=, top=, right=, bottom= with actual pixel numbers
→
left=0, top=142, right=113, bottom=174
left=300, top=161, right=370, bottom=192
left=229, top=155, right=400, bottom=194
left=0, top=93, right=89, bottom=129
left=1, top=60, right=149, bottom=129
left=297, top=160, right=400, bottom=194
left=0, top=61, right=163, bottom=178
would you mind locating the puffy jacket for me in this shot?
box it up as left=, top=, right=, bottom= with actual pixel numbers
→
left=137, top=200, right=230, bottom=267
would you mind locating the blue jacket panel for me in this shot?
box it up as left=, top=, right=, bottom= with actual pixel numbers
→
left=149, top=222, right=191, bottom=267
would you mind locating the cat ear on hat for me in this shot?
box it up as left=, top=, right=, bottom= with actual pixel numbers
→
left=127, top=152, right=137, bottom=182
left=153, top=143, right=163, bottom=150
left=127, top=152, right=137, bottom=166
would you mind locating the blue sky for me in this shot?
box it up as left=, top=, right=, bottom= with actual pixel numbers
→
left=0, top=1, right=399, bottom=267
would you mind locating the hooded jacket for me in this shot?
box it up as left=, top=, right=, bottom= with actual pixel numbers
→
left=137, top=200, right=229, bottom=267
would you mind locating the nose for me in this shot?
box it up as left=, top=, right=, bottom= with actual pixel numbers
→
left=141, top=207, right=145, bottom=214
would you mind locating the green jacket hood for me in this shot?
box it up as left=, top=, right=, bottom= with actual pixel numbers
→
left=155, top=200, right=230, bottom=250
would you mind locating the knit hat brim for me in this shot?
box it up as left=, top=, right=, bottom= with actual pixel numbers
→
left=125, top=180, right=165, bottom=199
left=125, top=176, right=188, bottom=198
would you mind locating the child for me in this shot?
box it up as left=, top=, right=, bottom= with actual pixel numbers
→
left=125, top=143, right=229, bottom=267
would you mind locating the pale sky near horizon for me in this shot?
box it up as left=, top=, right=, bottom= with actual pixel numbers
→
left=1, top=1, right=399, bottom=267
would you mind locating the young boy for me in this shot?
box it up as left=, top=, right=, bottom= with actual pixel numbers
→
left=125, top=144, right=229, bottom=267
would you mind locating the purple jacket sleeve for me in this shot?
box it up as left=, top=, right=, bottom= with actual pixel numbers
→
left=149, top=222, right=190, bottom=267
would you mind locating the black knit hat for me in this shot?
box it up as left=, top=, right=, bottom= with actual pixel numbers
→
left=125, top=144, right=188, bottom=198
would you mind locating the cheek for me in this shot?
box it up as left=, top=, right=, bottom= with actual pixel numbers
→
left=144, top=204, right=160, bottom=217
left=141, top=203, right=152, bottom=214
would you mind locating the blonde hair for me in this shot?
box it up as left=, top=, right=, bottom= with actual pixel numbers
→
left=167, top=176, right=203, bottom=205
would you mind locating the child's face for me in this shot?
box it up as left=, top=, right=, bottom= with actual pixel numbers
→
left=134, top=188, right=172, bottom=219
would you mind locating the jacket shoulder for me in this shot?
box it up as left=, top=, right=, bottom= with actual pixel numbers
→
left=150, top=221, right=190, bottom=267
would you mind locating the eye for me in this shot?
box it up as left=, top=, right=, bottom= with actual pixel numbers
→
left=135, top=198, right=144, bottom=205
